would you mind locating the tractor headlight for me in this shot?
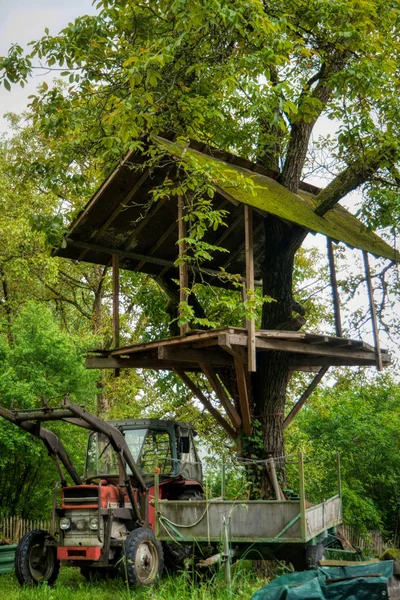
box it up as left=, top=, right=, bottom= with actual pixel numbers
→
left=60, top=517, right=71, bottom=531
left=89, top=517, right=99, bottom=531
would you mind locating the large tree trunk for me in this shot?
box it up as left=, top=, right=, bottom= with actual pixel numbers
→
left=249, top=216, right=306, bottom=494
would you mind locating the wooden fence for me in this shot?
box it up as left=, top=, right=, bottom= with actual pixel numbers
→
left=0, top=517, right=51, bottom=544
left=340, top=524, right=400, bottom=555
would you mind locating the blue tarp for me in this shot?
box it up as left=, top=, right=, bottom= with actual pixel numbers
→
left=251, top=561, right=393, bottom=600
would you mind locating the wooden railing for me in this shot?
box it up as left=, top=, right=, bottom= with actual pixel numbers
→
left=0, top=516, right=51, bottom=544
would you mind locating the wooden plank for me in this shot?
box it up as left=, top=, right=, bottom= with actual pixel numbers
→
left=363, top=250, right=383, bottom=371
left=70, top=150, right=136, bottom=233
left=109, top=328, right=231, bottom=356
left=86, top=356, right=202, bottom=371
left=327, top=238, right=343, bottom=337
left=230, top=333, right=386, bottom=361
left=173, top=369, right=237, bottom=438
left=244, top=205, right=256, bottom=372
left=124, top=197, right=167, bottom=251
left=178, top=194, right=189, bottom=335
left=289, top=356, right=390, bottom=368
left=136, top=220, right=176, bottom=270
left=234, top=357, right=252, bottom=435
left=158, top=346, right=233, bottom=366
left=200, top=363, right=242, bottom=430
left=93, top=171, right=150, bottom=243
left=222, top=221, right=264, bottom=269
left=283, top=366, right=329, bottom=429
left=112, top=254, right=120, bottom=377
left=67, top=239, right=244, bottom=282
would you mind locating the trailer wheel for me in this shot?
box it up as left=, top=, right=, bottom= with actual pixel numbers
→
left=15, top=529, right=59, bottom=586
left=305, top=542, right=325, bottom=569
left=122, top=527, right=163, bottom=587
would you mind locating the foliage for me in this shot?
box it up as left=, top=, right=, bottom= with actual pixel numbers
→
left=0, top=302, right=98, bottom=519
left=286, top=374, right=400, bottom=533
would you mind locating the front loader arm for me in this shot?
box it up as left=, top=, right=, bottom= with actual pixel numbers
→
left=0, top=405, right=82, bottom=485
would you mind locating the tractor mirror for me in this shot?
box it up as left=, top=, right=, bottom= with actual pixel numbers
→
left=179, top=436, right=190, bottom=454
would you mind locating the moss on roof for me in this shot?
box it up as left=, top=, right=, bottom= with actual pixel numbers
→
left=158, top=138, right=397, bottom=261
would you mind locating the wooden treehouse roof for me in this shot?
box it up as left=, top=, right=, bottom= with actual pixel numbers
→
left=55, top=137, right=398, bottom=289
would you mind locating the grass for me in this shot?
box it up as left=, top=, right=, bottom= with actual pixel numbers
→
left=0, top=566, right=265, bottom=599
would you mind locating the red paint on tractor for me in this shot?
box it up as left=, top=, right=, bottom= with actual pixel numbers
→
left=57, top=546, right=102, bottom=561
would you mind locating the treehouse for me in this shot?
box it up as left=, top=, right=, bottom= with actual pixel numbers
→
left=55, top=135, right=397, bottom=438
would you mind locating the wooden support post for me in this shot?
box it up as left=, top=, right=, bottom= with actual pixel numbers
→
left=112, top=253, right=120, bottom=377
left=298, top=452, right=307, bottom=541
left=178, top=195, right=189, bottom=335
left=362, top=251, right=383, bottom=371
left=200, top=363, right=242, bottom=430
left=283, top=366, right=329, bottom=429
left=173, top=368, right=237, bottom=438
left=233, top=356, right=252, bottom=436
left=244, top=205, right=256, bottom=372
left=327, top=238, right=342, bottom=337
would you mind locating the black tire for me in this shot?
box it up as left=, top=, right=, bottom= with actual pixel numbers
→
left=163, top=489, right=203, bottom=572
left=305, top=542, right=325, bottom=570
left=122, top=527, right=163, bottom=588
left=15, top=529, right=59, bottom=586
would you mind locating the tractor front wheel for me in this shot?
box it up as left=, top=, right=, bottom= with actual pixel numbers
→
left=122, top=527, right=163, bottom=588
left=15, top=529, right=59, bottom=586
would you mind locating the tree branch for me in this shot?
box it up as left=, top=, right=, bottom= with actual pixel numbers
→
left=314, top=144, right=398, bottom=216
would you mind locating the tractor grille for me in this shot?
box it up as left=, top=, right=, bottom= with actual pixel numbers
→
left=63, top=487, right=98, bottom=508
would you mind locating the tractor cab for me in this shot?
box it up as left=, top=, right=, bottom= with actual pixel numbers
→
left=85, top=418, right=202, bottom=485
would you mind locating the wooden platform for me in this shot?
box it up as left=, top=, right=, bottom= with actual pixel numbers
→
left=86, top=327, right=390, bottom=372
left=86, top=328, right=389, bottom=438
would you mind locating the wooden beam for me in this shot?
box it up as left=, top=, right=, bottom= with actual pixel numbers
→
left=136, top=220, right=177, bottom=270
left=283, top=366, right=329, bottom=429
left=200, top=363, right=242, bottom=430
left=244, top=205, right=256, bottom=372
left=124, top=197, right=167, bottom=251
left=112, top=253, right=120, bottom=377
left=67, top=239, right=247, bottom=282
left=173, top=369, right=237, bottom=438
left=227, top=332, right=387, bottom=362
left=222, top=221, right=264, bottom=270
left=78, top=170, right=150, bottom=260
left=233, top=357, right=252, bottom=435
left=112, top=254, right=120, bottom=349
left=158, top=346, right=233, bottom=366
left=327, top=238, right=342, bottom=337
left=363, top=251, right=383, bottom=371
left=178, top=194, right=189, bottom=335
left=86, top=356, right=202, bottom=370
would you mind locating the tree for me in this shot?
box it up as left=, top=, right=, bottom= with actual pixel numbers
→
left=2, top=0, right=400, bottom=485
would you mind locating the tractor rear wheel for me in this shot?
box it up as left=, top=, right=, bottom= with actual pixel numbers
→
left=122, top=527, right=163, bottom=588
left=15, top=529, right=59, bottom=586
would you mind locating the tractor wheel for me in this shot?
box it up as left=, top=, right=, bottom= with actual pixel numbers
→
left=163, top=489, right=203, bottom=572
left=15, top=529, right=59, bottom=586
left=305, top=543, right=325, bottom=569
left=122, top=527, right=163, bottom=588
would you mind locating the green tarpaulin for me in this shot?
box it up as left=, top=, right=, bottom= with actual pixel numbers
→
left=251, top=561, right=393, bottom=600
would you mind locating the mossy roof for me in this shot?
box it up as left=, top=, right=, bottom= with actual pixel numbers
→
left=158, top=138, right=397, bottom=261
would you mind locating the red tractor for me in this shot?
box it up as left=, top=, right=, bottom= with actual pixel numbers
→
left=0, top=399, right=203, bottom=587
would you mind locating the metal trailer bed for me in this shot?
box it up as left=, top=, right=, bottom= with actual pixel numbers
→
left=154, top=453, right=342, bottom=564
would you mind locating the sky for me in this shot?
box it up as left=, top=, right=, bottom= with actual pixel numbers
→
left=0, top=0, right=96, bottom=133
